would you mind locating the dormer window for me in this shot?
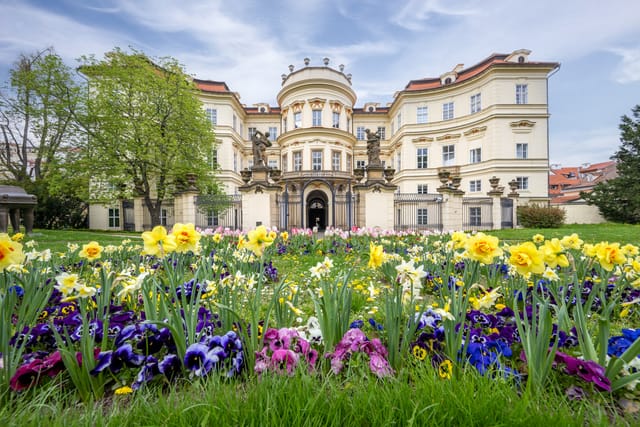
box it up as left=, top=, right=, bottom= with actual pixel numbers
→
left=259, top=106, right=267, bottom=113
left=444, top=77, right=452, bottom=84
left=368, top=106, right=375, bottom=112
left=518, top=56, right=525, bottom=63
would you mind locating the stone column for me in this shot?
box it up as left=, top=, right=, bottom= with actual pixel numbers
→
left=438, top=189, right=464, bottom=232
left=487, top=176, right=505, bottom=230
left=238, top=166, right=282, bottom=230
left=174, top=190, right=199, bottom=225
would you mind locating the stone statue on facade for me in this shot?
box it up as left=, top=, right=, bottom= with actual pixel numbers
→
left=251, top=130, right=272, bottom=167
left=365, top=128, right=381, bottom=166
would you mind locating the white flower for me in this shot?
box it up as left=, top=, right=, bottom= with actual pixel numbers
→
left=542, top=267, right=560, bottom=281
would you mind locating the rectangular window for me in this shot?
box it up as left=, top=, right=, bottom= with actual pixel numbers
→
left=516, top=143, right=528, bottom=159
left=356, top=160, right=366, bottom=169
left=332, top=151, right=341, bottom=171
left=269, top=126, right=278, bottom=140
left=283, top=118, right=287, bottom=132
left=160, top=209, right=168, bottom=226
left=209, top=149, right=218, bottom=168
left=356, top=126, right=366, bottom=140
left=205, top=108, right=217, bottom=125
left=346, top=154, right=352, bottom=171
left=443, top=145, right=455, bottom=166
left=233, top=152, right=238, bottom=172
left=248, top=127, right=256, bottom=139
left=516, top=84, right=528, bottom=104
left=207, top=210, right=219, bottom=227
left=268, top=159, right=278, bottom=169
left=417, top=106, right=428, bottom=124
left=443, top=102, right=454, bottom=120
left=377, top=126, right=386, bottom=140
left=417, top=147, right=428, bottom=169
left=469, top=207, right=481, bottom=226
left=397, top=112, right=402, bottom=128
left=417, top=208, right=428, bottom=225
left=391, top=121, right=394, bottom=135
left=233, top=115, right=237, bottom=131
left=332, top=112, right=340, bottom=128
left=417, top=184, right=428, bottom=194
left=396, top=152, right=401, bottom=170
left=312, top=151, right=322, bottom=171
left=312, top=110, right=322, bottom=126
left=469, top=179, right=481, bottom=192
left=294, top=112, right=302, bottom=128
left=108, top=208, right=120, bottom=228
left=516, top=176, right=529, bottom=190
left=470, top=147, right=482, bottom=163
left=293, top=151, right=302, bottom=171
left=282, top=154, right=288, bottom=172
left=470, top=93, right=481, bottom=114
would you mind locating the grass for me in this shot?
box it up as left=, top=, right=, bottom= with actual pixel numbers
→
left=19, top=222, right=640, bottom=253
left=0, top=366, right=621, bottom=427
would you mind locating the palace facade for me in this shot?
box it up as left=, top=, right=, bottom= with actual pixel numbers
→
left=89, top=49, right=559, bottom=232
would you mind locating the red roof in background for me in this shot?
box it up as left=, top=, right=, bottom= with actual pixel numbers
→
left=404, top=53, right=559, bottom=92
left=579, top=161, right=616, bottom=173
left=193, top=79, right=230, bottom=93
left=549, top=161, right=618, bottom=202
left=551, top=194, right=582, bottom=204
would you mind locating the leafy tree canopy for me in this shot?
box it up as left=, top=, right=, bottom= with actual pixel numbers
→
left=582, top=105, right=640, bottom=223
left=77, top=48, right=219, bottom=227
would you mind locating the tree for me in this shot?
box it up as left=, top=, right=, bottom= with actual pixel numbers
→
left=0, top=48, right=82, bottom=183
left=582, top=105, right=640, bottom=223
left=78, top=48, right=219, bottom=227
left=0, top=48, right=88, bottom=228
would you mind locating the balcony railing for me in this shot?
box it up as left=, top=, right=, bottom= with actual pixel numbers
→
left=281, top=170, right=353, bottom=180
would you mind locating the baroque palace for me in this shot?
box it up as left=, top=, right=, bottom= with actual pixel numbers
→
left=89, top=49, right=559, bottom=232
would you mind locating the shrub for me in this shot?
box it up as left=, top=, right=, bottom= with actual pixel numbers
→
left=517, top=204, right=565, bottom=228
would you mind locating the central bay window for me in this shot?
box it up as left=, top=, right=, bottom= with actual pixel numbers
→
left=293, top=151, right=302, bottom=171
left=294, top=112, right=302, bottom=128
left=312, top=150, right=323, bottom=171
left=312, top=110, right=322, bottom=126
left=332, top=151, right=341, bottom=171
left=417, top=147, right=428, bottom=169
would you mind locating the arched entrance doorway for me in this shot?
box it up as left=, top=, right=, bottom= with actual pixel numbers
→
left=306, top=190, right=328, bottom=230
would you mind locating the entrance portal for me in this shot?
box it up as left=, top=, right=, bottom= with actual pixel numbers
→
left=306, top=190, right=328, bottom=230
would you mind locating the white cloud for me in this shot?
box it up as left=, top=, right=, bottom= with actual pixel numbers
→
left=609, top=47, right=640, bottom=83
left=550, top=127, right=618, bottom=167
left=390, top=0, right=478, bottom=31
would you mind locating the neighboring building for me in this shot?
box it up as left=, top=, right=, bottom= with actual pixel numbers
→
left=549, top=161, right=617, bottom=224
left=89, top=49, right=559, bottom=231
left=549, top=161, right=617, bottom=203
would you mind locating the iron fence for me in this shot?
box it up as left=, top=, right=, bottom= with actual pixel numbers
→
left=394, top=193, right=443, bottom=232
left=462, top=197, right=493, bottom=231
left=195, top=194, right=242, bottom=230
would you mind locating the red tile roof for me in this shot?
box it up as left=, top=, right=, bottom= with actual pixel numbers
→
left=404, top=53, right=559, bottom=92
left=193, top=79, right=231, bottom=93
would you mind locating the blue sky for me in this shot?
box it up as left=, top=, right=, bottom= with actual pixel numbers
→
left=1, top=0, right=639, bottom=166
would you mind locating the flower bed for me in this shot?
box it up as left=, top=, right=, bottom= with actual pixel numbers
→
left=1, top=226, right=639, bottom=413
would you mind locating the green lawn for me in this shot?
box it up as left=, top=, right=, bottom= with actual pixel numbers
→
left=20, top=222, right=640, bottom=253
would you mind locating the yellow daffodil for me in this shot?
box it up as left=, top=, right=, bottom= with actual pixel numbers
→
left=280, top=231, right=289, bottom=241
left=141, top=226, right=177, bottom=257
left=561, top=233, right=584, bottom=250
left=540, top=238, right=569, bottom=268
left=508, top=241, right=545, bottom=276
left=11, top=232, right=24, bottom=242
left=368, top=242, right=384, bottom=268
left=621, top=243, right=639, bottom=257
left=532, top=233, right=545, bottom=243
left=464, top=232, right=503, bottom=265
left=450, top=231, right=468, bottom=250
left=212, top=233, right=222, bottom=243
left=594, top=242, right=627, bottom=272
left=55, top=272, right=81, bottom=296
left=171, top=223, right=201, bottom=253
left=79, top=241, right=104, bottom=261
left=244, top=225, right=274, bottom=257
left=0, top=233, right=25, bottom=271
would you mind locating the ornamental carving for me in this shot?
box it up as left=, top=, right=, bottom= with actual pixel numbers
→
left=330, top=101, right=343, bottom=113
left=291, top=102, right=305, bottom=113
left=510, top=120, right=536, bottom=128
left=436, top=133, right=461, bottom=142
left=463, top=126, right=487, bottom=137
left=309, top=98, right=327, bottom=110
left=412, top=136, right=434, bottom=143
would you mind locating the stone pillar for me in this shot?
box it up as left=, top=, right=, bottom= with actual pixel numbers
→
left=134, top=197, right=145, bottom=231
left=438, top=189, right=464, bottom=232
left=362, top=188, right=395, bottom=230
left=238, top=166, right=282, bottom=230
left=173, top=190, right=199, bottom=225
left=487, top=176, right=505, bottom=230
left=23, top=207, right=34, bottom=234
